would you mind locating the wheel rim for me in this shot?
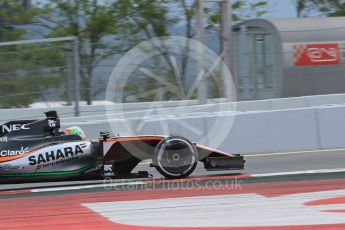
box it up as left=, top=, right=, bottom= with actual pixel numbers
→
left=157, top=138, right=197, bottom=177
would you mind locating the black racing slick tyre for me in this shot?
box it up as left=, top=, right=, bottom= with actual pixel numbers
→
left=153, top=135, right=198, bottom=179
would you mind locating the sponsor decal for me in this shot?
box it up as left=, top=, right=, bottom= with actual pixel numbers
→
left=0, top=147, right=29, bottom=157
left=104, top=164, right=114, bottom=176
left=293, top=43, right=340, bottom=66
left=1, top=164, right=11, bottom=172
left=47, top=119, right=56, bottom=128
left=29, top=144, right=87, bottom=170
left=0, top=136, right=7, bottom=142
left=4, top=164, right=11, bottom=171
left=0, top=165, right=24, bottom=172
left=11, top=165, right=25, bottom=170
left=1, top=124, right=30, bottom=133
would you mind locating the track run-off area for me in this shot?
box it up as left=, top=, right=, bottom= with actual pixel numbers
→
left=1, top=148, right=345, bottom=229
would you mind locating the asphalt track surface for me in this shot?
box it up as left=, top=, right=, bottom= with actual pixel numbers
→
left=2, top=148, right=345, bottom=191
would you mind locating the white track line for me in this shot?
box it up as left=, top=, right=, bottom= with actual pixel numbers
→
left=245, top=148, right=345, bottom=157
left=31, top=181, right=145, bottom=193
left=140, top=148, right=345, bottom=164
left=252, top=168, right=345, bottom=177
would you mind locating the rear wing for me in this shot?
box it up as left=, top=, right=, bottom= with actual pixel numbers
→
left=0, top=111, right=60, bottom=137
left=0, top=120, right=35, bottom=137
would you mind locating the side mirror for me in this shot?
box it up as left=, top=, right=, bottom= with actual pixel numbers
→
left=45, top=111, right=58, bottom=119
left=100, top=132, right=110, bottom=141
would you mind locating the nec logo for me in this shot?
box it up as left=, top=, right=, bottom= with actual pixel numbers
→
left=1, top=124, right=30, bottom=133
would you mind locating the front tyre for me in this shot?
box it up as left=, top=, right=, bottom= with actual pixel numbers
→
left=153, top=135, right=198, bottom=179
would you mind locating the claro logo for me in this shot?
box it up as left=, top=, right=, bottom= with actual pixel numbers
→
left=1, top=124, right=30, bottom=133
left=29, top=144, right=85, bottom=166
left=0, top=147, right=29, bottom=157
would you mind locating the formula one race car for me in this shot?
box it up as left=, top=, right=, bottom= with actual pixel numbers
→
left=0, top=111, right=244, bottom=180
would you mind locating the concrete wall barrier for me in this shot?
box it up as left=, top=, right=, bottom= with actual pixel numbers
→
left=63, top=104, right=345, bottom=155
left=214, top=108, right=319, bottom=154
left=59, top=104, right=345, bottom=155
left=317, top=105, right=345, bottom=149
left=5, top=97, right=345, bottom=155
left=136, top=108, right=320, bottom=154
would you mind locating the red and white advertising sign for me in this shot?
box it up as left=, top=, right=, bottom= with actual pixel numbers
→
left=293, top=43, right=341, bottom=66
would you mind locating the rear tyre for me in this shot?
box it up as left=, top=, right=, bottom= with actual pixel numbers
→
left=153, top=135, right=198, bottom=179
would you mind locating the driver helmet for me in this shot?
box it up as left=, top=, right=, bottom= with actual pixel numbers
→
left=65, top=126, right=86, bottom=139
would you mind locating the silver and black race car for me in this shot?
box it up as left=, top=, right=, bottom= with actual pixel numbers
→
left=0, top=111, right=244, bottom=180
